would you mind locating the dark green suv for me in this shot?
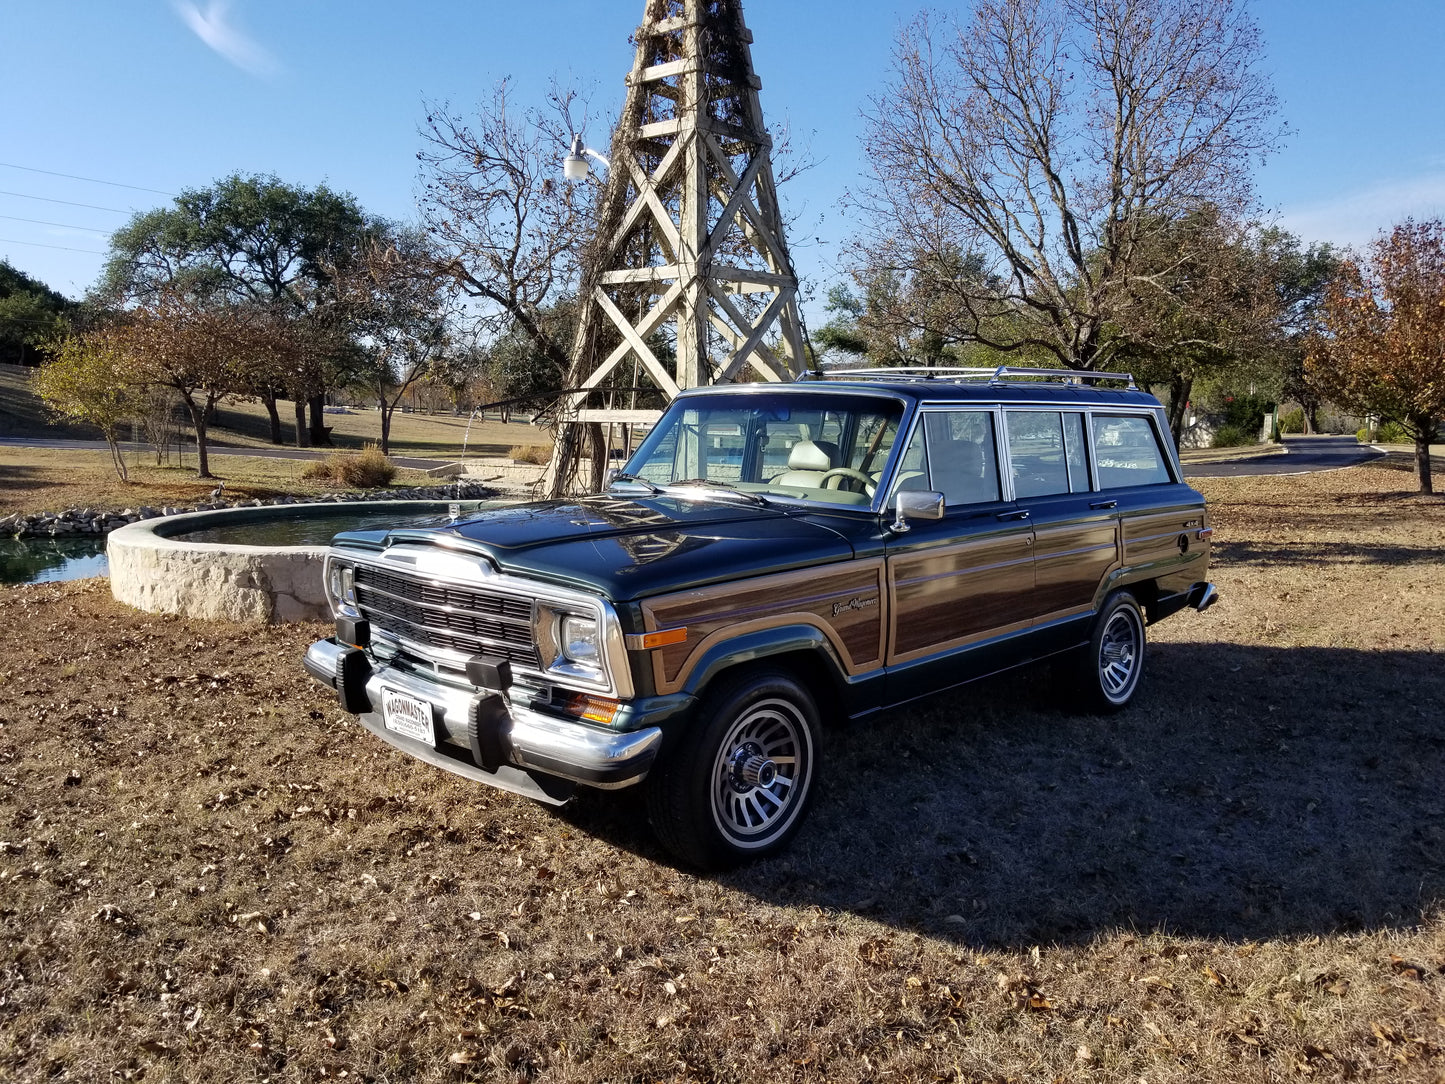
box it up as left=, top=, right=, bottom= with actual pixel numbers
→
left=304, top=368, right=1215, bottom=867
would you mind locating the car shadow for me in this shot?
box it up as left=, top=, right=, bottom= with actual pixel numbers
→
left=555, top=641, right=1445, bottom=947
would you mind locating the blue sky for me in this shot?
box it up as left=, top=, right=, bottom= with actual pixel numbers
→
left=3, top=0, right=1444, bottom=315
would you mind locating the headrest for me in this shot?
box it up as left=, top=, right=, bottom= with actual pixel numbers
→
left=788, top=440, right=834, bottom=472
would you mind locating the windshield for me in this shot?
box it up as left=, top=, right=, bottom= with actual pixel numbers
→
left=618, top=391, right=906, bottom=507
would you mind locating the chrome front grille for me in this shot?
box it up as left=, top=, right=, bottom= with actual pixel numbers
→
left=353, top=565, right=539, bottom=669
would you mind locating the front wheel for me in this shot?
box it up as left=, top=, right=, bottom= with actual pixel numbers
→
left=646, top=669, right=819, bottom=869
left=1071, top=590, right=1146, bottom=712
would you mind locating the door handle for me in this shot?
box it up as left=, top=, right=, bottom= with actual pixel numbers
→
left=1089, top=500, right=1117, bottom=510
left=996, top=509, right=1030, bottom=521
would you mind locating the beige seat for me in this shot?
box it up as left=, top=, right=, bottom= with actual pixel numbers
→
left=772, top=440, right=837, bottom=488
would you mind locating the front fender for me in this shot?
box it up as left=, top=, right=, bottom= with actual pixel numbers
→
left=675, top=623, right=848, bottom=701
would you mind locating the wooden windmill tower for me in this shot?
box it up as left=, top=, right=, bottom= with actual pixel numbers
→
left=547, top=0, right=807, bottom=495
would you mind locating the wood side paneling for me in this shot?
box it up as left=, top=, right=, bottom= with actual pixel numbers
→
left=887, top=535, right=1034, bottom=662
left=1032, top=521, right=1120, bottom=619
left=641, top=560, right=886, bottom=694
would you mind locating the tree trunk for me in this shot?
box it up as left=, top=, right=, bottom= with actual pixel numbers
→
left=294, top=400, right=310, bottom=448
left=546, top=422, right=582, bottom=499
left=309, top=394, right=329, bottom=446
left=1414, top=418, right=1434, bottom=495
left=104, top=434, right=129, bottom=483
left=379, top=402, right=393, bottom=456
left=261, top=389, right=283, bottom=444
left=1166, top=374, right=1193, bottom=447
left=586, top=422, right=607, bottom=493
left=182, top=394, right=213, bottom=479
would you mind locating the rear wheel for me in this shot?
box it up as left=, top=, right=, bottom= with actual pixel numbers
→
left=1072, top=590, right=1146, bottom=712
left=646, top=669, right=819, bottom=869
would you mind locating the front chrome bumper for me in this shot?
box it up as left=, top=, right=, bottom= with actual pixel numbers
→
left=303, top=638, right=662, bottom=805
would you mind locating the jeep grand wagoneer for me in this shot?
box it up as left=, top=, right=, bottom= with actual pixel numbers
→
left=304, top=367, right=1215, bottom=867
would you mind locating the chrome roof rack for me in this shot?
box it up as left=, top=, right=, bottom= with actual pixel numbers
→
left=802, top=364, right=1136, bottom=389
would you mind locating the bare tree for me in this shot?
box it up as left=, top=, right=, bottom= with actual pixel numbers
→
left=1308, top=220, right=1445, bottom=494
left=851, top=0, right=1283, bottom=370
left=418, top=81, right=596, bottom=381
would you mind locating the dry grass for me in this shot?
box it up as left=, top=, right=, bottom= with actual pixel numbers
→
left=508, top=445, right=554, bottom=466
left=299, top=446, right=400, bottom=489
left=0, top=447, right=438, bottom=518
left=1, top=464, right=1443, bottom=1082
left=1, top=361, right=545, bottom=459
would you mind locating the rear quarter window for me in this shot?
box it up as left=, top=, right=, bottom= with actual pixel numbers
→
left=1092, top=414, right=1172, bottom=488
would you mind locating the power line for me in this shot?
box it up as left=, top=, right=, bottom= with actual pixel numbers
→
left=0, top=161, right=176, bottom=197
left=0, top=190, right=132, bottom=214
left=0, top=236, right=108, bottom=255
left=0, top=213, right=111, bottom=235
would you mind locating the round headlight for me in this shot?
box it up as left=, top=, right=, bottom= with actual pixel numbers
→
left=560, top=614, right=600, bottom=668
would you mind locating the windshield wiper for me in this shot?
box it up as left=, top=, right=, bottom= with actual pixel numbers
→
left=667, top=479, right=768, bottom=506
left=608, top=472, right=662, bottom=494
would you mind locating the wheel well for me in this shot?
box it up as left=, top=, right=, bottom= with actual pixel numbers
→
left=1121, top=578, right=1158, bottom=612
left=695, top=650, right=845, bottom=727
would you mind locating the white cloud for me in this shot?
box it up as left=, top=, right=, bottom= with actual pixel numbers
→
left=173, top=0, right=279, bottom=78
left=1278, top=175, right=1445, bottom=251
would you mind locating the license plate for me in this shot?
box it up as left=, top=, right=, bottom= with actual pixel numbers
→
left=381, top=689, right=435, bottom=745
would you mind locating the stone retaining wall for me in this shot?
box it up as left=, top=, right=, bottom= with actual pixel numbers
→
left=106, top=498, right=494, bottom=624
left=0, top=482, right=495, bottom=540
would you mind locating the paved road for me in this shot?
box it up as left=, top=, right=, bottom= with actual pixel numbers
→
left=0, top=436, right=453, bottom=472
left=1182, top=434, right=1384, bottom=478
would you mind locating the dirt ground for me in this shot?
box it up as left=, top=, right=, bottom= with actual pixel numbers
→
left=0, top=463, right=1443, bottom=1082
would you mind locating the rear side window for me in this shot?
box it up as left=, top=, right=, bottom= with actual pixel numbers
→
left=1092, top=414, right=1172, bottom=488
left=1007, top=411, right=1072, bottom=498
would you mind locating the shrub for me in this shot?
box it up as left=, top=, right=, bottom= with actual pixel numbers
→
left=1211, top=424, right=1255, bottom=448
left=1279, top=408, right=1305, bottom=434
left=509, top=444, right=552, bottom=465
left=1218, top=392, right=1273, bottom=433
left=300, top=444, right=396, bottom=488
left=1377, top=420, right=1411, bottom=444
left=1356, top=421, right=1413, bottom=444
left=299, top=457, right=336, bottom=482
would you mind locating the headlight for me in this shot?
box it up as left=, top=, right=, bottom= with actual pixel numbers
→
left=560, top=615, right=600, bottom=669
left=326, top=563, right=356, bottom=611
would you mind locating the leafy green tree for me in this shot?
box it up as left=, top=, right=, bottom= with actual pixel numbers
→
left=1309, top=220, right=1445, bottom=494
left=331, top=227, right=459, bottom=454
left=1110, top=206, right=1284, bottom=442
left=33, top=330, right=138, bottom=480
left=1263, top=232, right=1338, bottom=432
left=100, top=173, right=370, bottom=444
left=0, top=262, right=76, bottom=366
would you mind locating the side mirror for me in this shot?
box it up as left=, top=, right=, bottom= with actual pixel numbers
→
left=890, top=490, right=944, bottom=533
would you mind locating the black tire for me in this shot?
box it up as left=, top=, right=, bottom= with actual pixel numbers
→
left=1072, top=590, right=1146, bottom=712
left=645, top=669, right=820, bottom=869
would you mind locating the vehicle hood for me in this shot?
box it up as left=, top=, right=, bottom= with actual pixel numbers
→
left=332, top=494, right=857, bottom=600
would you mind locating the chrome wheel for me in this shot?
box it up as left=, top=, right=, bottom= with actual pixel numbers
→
left=1097, top=601, right=1143, bottom=704
left=647, top=670, right=821, bottom=868
left=709, top=697, right=813, bottom=849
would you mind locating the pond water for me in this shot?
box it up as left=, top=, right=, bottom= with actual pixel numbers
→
left=0, top=536, right=109, bottom=585
left=168, top=506, right=486, bottom=547
left=1, top=504, right=494, bottom=587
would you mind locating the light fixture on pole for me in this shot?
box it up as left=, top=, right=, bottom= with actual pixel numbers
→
left=563, top=134, right=609, bottom=181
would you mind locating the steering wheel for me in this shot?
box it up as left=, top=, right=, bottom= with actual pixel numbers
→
left=820, top=467, right=877, bottom=497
